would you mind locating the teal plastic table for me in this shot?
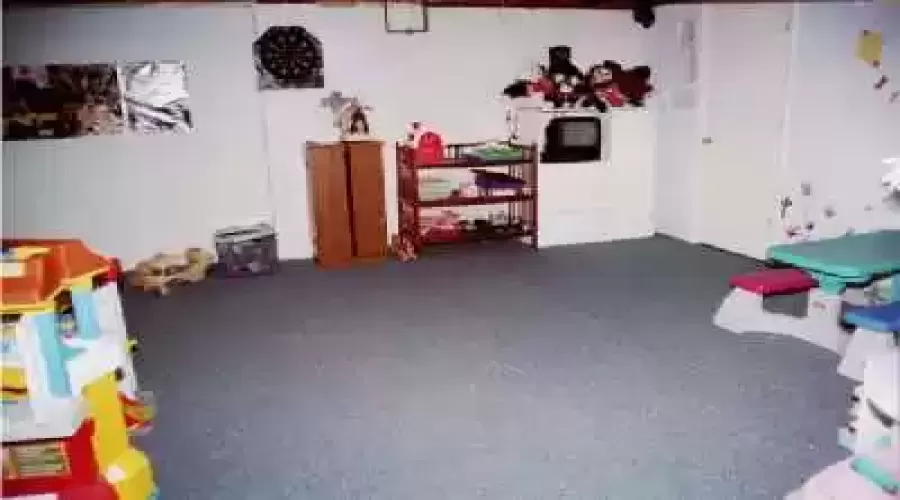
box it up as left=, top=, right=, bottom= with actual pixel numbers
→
left=763, top=230, right=900, bottom=353
left=768, top=230, right=900, bottom=295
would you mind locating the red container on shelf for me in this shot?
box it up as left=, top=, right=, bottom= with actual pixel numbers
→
left=415, top=132, right=445, bottom=165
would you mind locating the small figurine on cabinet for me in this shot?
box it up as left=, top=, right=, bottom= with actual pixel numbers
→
left=341, top=102, right=372, bottom=140
left=320, top=90, right=374, bottom=141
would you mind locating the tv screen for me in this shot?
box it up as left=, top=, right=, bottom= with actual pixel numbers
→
left=560, top=121, right=599, bottom=147
left=543, top=116, right=602, bottom=163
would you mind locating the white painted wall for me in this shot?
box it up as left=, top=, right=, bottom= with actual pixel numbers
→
left=256, top=4, right=648, bottom=261
left=778, top=2, right=900, bottom=241
left=8, top=2, right=891, bottom=265
left=2, top=4, right=648, bottom=266
left=2, top=5, right=273, bottom=267
left=652, top=1, right=900, bottom=257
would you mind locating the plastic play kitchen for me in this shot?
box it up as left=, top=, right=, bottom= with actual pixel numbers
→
left=1, top=239, right=156, bottom=500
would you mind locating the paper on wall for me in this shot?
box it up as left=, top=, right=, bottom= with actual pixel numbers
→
left=857, top=30, right=883, bottom=67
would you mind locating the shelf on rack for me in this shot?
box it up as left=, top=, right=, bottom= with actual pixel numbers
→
left=407, top=193, right=533, bottom=208
left=396, top=141, right=539, bottom=251
left=421, top=227, right=536, bottom=245
left=413, top=156, right=531, bottom=169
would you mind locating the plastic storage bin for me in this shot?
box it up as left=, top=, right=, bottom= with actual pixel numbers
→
left=214, top=223, right=279, bottom=277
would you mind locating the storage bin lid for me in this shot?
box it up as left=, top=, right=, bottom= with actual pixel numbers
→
left=215, top=223, right=276, bottom=243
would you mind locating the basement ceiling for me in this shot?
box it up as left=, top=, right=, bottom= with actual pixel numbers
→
left=3, top=0, right=806, bottom=9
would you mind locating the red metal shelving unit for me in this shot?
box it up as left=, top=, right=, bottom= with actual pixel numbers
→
left=397, top=142, right=539, bottom=252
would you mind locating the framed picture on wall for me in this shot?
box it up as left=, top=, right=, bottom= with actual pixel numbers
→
left=384, top=0, right=429, bottom=34
left=2, top=63, right=124, bottom=141
left=121, top=61, right=193, bottom=134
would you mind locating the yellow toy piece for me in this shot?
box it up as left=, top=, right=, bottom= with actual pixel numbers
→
left=10, top=246, right=49, bottom=260
left=1, top=367, right=28, bottom=402
left=84, top=374, right=130, bottom=469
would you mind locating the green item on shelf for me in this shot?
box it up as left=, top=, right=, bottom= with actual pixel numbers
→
left=468, top=145, right=525, bottom=161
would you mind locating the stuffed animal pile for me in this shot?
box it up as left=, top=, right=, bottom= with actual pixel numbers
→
left=502, top=45, right=654, bottom=112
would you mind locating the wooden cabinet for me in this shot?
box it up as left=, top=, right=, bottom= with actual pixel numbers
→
left=345, top=141, right=388, bottom=260
left=306, top=141, right=387, bottom=268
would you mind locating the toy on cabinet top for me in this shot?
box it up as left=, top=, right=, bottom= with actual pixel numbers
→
left=546, top=46, right=586, bottom=108
left=341, top=101, right=372, bottom=140
left=319, top=90, right=374, bottom=141
left=501, top=63, right=554, bottom=103
left=502, top=47, right=653, bottom=112
left=547, top=47, right=582, bottom=87
left=585, top=60, right=654, bottom=109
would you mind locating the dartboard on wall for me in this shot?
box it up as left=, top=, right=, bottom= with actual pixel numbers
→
left=254, top=25, right=324, bottom=90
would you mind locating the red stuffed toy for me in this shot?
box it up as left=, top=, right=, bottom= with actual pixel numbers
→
left=589, top=61, right=626, bottom=107
left=616, top=65, right=654, bottom=107
left=588, top=61, right=653, bottom=108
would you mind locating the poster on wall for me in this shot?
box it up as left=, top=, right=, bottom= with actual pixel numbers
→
left=254, top=26, right=324, bottom=90
left=121, top=61, right=193, bottom=134
left=2, top=64, right=124, bottom=141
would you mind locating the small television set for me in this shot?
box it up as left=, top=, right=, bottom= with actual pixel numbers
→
left=542, top=116, right=603, bottom=163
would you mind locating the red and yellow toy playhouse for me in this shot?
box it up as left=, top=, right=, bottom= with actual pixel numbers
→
left=1, top=239, right=157, bottom=500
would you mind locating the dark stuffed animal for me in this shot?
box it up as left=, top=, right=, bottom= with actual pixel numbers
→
left=503, top=80, right=532, bottom=99
left=548, top=46, right=582, bottom=81
left=584, top=61, right=653, bottom=109
left=502, top=64, right=554, bottom=100
left=546, top=46, right=584, bottom=108
left=557, top=74, right=587, bottom=108
left=616, top=65, right=654, bottom=107
left=579, top=92, right=609, bottom=113
left=589, top=60, right=626, bottom=108
left=348, top=107, right=370, bottom=135
left=587, top=60, right=622, bottom=87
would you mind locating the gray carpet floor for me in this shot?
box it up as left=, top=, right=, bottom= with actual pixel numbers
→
left=128, top=236, right=852, bottom=500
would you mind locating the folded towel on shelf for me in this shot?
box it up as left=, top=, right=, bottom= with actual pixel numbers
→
left=470, top=169, right=526, bottom=191
left=418, top=176, right=457, bottom=201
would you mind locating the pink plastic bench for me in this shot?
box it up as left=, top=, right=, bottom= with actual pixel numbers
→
left=729, top=268, right=817, bottom=295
